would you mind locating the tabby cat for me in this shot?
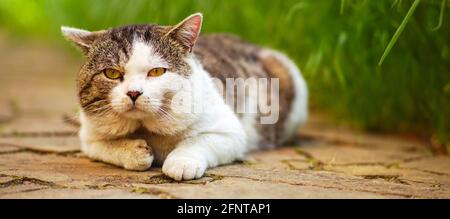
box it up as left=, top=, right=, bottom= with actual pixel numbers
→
left=62, top=13, right=308, bottom=180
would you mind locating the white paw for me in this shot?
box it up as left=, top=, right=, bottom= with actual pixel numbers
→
left=123, top=142, right=153, bottom=171
left=162, top=156, right=207, bottom=181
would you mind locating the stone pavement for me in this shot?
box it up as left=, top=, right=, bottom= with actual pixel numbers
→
left=0, top=36, right=449, bottom=199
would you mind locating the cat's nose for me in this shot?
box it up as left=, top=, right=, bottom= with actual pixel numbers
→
left=126, top=91, right=142, bottom=102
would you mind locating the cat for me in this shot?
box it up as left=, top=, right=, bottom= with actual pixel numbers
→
left=61, top=13, right=308, bottom=180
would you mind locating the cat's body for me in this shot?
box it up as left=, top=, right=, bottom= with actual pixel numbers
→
left=62, top=13, right=307, bottom=180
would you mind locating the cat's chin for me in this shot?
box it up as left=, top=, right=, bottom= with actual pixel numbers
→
left=121, top=108, right=151, bottom=119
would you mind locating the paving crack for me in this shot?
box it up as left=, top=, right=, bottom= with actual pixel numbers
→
left=0, top=131, right=78, bottom=138
left=282, top=158, right=449, bottom=181
left=316, top=155, right=431, bottom=168
left=289, top=147, right=445, bottom=177
left=298, top=133, right=378, bottom=149
left=143, top=173, right=223, bottom=185
left=0, top=187, right=46, bottom=196
left=0, top=174, right=65, bottom=189
left=130, top=186, right=178, bottom=199
left=395, top=167, right=449, bottom=176
left=279, top=160, right=414, bottom=186
left=326, top=156, right=449, bottom=177
left=211, top=173, right=425, bottom=198
left=293, top=148, right=325, bottom=170
left=0, top=173, right=171, bottom=198
left=0, top=143, right=80, bottom=157
left=298, top=132, right=443, bottom=155
left=360, top=175, right=410, bottom=185
left=0, top=148, right=27, bottom=155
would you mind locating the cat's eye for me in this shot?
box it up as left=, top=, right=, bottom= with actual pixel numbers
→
left=148, top=68, right=167, bottom=77
left=103, top=68, right=123, bottom=80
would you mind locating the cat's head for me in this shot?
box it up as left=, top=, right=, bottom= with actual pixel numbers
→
left=62, top=13, right=202, bottom=121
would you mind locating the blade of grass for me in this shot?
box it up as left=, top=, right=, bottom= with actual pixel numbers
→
left=378, top=0, right=421, bottom=66
left=285, top=2, right=308, bottom=22
left=432, top=0, right=446, bottom=31
left=340, top=0, right=345, bottom=14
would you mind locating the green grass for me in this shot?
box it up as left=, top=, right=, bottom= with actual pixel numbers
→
left=0, top=0, right=449, bottom=148
left=378, top=0, right=421, bottom=66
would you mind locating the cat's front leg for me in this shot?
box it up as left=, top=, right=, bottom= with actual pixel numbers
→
left=162, top=132, right=246, bottom=180
left=81, top=138, right=154, bottom=171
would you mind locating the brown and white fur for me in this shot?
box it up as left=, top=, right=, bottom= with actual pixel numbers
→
left=62, top=13, right=308, bottom=180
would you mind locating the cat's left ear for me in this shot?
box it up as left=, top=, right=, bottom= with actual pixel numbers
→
left=165, top=13, right=203, bottom=53
left=61, top=26, right=105, bottom=54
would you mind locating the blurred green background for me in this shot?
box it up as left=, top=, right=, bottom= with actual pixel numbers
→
left=0, top=0, right=448, bottom=149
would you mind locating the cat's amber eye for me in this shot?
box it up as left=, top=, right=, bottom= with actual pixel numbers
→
left=103, top=68, right=123, bottom=80
left=148, top=68, right=167, bottom=77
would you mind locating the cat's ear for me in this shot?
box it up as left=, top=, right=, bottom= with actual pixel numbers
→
left=61, top=26, right=105, bottom=53
left=165, top=13, right=203, bottom=52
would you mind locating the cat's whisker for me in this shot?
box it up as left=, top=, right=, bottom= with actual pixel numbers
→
left=90, top=105, right=112, bottom=113
left=158, top=107, right=177, bottom=122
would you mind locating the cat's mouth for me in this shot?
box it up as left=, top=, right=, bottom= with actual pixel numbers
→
left=121, top=105, right=149, bottom=119
left=111, top=98, right=159, bottom=119
left=127, top=106, right=143, bottom=112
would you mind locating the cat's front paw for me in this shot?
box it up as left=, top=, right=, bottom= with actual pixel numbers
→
left=162, top=156, right=207, bottom=181
left=122, top=140, right=154, bottom=171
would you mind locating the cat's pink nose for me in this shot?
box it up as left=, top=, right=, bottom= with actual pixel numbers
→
left=126, top=91, right=142, bottom=102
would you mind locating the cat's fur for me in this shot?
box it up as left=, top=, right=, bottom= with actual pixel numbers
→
left=62, top=13, right=308, bottom=180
